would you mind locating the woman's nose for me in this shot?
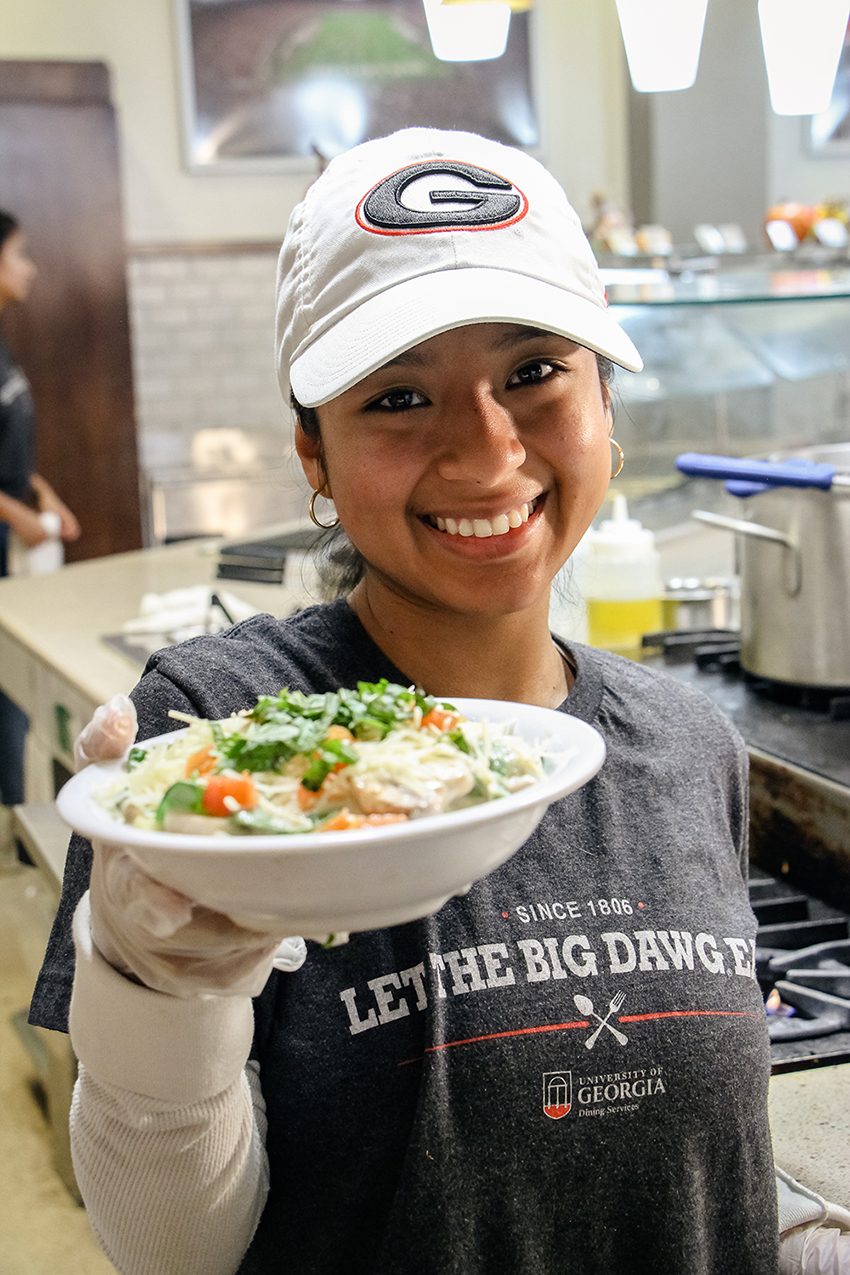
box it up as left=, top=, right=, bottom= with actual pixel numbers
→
left=435, top=391, right=526, bottom=486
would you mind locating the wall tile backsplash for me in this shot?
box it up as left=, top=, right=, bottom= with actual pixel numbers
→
left=127, top=247, right=306, bottom=541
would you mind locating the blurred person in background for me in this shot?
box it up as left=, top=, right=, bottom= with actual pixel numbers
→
left=0, top=211, right=80, bottom=822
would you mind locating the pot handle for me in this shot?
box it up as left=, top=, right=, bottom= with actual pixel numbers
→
left=691, top=510, right=796, bottom=547
left=691, top=511, right=801, bottom=596
left=677, top=452, right=837, bottom=491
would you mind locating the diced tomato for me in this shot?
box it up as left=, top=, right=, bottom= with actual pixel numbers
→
left=421, top=707, right=462, bottom=734
left=202, top=772, right=257, bottom=816
left=319, top=808, right=363, bottom=832
left=185, top=747, right=216, bottom=777
left=318, top=809, right=409, bottom=833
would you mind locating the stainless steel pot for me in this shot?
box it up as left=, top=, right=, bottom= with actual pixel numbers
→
left=678, top=444, right=850, bottom=688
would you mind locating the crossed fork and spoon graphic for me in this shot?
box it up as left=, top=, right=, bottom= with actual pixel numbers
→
left=574, top=992, right=628, bottom=1049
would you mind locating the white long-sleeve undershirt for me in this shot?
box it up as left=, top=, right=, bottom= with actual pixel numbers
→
left=69, top=895, right=269, bottom=1275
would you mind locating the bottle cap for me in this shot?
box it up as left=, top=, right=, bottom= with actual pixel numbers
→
left=590, top=494, right=656, bottom=563
left=38, top=510, right=62, bottom=538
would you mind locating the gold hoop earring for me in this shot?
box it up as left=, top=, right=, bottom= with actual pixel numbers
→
left=610, top=439, right=624, bottom=479
left=308, top=489, right=340, bottom=530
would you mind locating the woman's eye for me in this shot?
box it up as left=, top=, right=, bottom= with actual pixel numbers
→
left=507, top=360, right=556, bottom=388
left=367, top=388, right=428, bottom=412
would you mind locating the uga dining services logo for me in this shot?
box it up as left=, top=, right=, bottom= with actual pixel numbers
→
left=543, top=1071, right=572, bottom=1120
left=543, top=1066, right=668, bottom=1121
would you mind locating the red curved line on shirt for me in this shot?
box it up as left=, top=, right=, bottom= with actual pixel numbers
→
left=399, top=1019, right=590, bottom=1065
left=398, top=1009, right=762, bottom=1066
left=619, top=1010, right=763, bottom=1022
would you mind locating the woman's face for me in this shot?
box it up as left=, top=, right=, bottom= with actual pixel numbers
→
left=0, top=231, right=37, bottom=306
left=297, top=322, right=613, bottom=620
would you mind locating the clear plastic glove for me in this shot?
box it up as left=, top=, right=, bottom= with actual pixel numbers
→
left=73, top=693, right=138, bottom=770
left=74, top=701, right=307, bottom=997
left=779, top=1223, right=850, bottom=1274
left=88, top=839, right=301, bottom=997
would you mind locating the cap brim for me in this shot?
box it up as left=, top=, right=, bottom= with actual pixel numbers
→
left=288, top=267, right=643, bottom=407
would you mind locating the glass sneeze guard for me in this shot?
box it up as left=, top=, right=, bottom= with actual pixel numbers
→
left=602, top=266, right=850, bottom=533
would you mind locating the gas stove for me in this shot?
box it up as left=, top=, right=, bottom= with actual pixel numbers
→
left=751, top=868, right=850, bottom=1073
left=645, top=630, right=850, bottom=1073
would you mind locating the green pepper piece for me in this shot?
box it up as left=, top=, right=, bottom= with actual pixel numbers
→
left=448, top=727, right=471, bottom=755
left=126, top=746, right=147, bottom=772
left=232, top=808, right=297, bottom=835
left=155, top=780, right=205, bottom=825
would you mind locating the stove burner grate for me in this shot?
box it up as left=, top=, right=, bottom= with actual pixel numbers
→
left=752, top=868, right=850, bottom=1072
left=645, top=630, right=850, bottom=718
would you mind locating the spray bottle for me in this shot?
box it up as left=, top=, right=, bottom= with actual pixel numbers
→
left=584, top=494, right=662, bottom=659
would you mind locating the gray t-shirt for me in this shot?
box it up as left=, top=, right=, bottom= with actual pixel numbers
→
left=31, top=598, right=778, bottom=1274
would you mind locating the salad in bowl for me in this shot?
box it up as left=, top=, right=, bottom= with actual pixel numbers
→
left=57, top=684, right=606, bottom=936
left=95, top=681, right=546, bottom=839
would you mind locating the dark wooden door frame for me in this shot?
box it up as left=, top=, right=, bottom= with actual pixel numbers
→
left=0, top=59, right=142, bottom=561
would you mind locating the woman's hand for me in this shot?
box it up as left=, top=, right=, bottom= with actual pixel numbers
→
left=74, top=697, right=306, bottom=997
left=31, top=472, right=81, bottom=541
left=0, top=491, right=49, bottom=546
left=779, top=1222, right=850, bottom=1273
left=88, top=839, right=295, bottom=998
left=73, top=693, right=138, bottom=770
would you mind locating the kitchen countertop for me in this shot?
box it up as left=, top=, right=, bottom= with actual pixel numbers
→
left=770, top=1064, right=850, bottom=1206
left=0, top=536, right=306, bottom=708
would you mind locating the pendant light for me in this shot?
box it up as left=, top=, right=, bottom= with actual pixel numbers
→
left=439, top=0, right=531, bottom=9
left=615, top=0, right=709, bottom=93
left=758, top=0, right=850, bottom=115
left=422, top=0, right=512, bottom=62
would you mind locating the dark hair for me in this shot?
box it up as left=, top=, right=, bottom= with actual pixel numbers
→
left=0, top=211, right=19, bottom=251
left=292, top=349, right=617, bottom=597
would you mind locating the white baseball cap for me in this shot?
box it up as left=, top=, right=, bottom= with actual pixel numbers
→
left=276, top=128, right=642, bottom=409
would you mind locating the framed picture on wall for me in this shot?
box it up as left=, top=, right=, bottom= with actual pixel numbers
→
left=175, top=0, right=538, bottom=172
left=808, top=19, right=850, bottom=156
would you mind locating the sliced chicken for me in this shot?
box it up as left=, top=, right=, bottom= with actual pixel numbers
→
left=162, top=812, right=231, bottom=836
left=348, top=758, right=475, bottom=818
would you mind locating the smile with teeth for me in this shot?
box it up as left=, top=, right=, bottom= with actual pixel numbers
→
left=430, top=497, right=540, bottom=539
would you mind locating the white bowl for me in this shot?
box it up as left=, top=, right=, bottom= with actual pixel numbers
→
left=56, top=698, right=605, bottom=936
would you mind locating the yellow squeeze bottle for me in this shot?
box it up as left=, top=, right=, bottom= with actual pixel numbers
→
left=585, top=494, right=663, bottom=660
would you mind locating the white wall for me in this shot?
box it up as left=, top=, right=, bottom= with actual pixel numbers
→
left=623, top=0, right=850, bottom=244
left=129, top=249, right=285, bottom=465
left=649, top=0, right=770, bottom=247
left=768, top=113, right=850, bottom=207
left=0, top=0, right=630, bottom=244
left=535, top=0, right=630, bottom=223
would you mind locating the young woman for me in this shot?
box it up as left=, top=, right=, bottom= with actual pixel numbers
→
left=31, top=130, right=783, bottom=1274
left=0, top=212, right=80, bottom=809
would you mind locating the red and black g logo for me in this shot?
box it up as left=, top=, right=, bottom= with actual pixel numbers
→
left=356, top=159, right=528, bottom=236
